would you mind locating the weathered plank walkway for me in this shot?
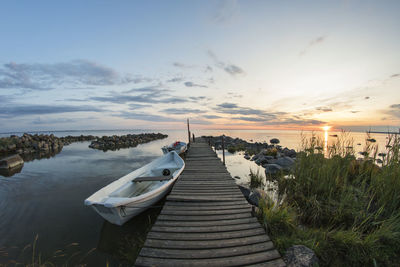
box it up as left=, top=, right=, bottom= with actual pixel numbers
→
left=135, top=139, right=285, bottom=267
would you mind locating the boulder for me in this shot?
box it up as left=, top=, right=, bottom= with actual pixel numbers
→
left=0, top=154, right=24, bottom=169
left=275, top=156, right=295, bottom=171
left=283, top=245, right=319, bottom=267
left=265, top=164, right=283, bottom=175
left=270, top=138, right=280, bottom=144
left=238, top=185, right=251, bottom=199
left=248, top=189, right=264, bottom=206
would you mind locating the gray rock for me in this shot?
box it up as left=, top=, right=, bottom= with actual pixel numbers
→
left=238, top=185, right=251, bottom=199
left=275, top=156, right=295, bottom=170
left=283, top=245, right=319, bottom=267
left=265, top=164, right=283, bottom=175
left=270, top=138, right=280, bottom=144
left=0, top=154, right=24, bottom=169
left=248, top=190, right=262, bottom=206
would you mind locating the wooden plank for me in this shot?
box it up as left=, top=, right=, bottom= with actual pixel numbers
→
left=167, top=195, right=243, bottom=202
left=154, top=217, right=258, bottom=227
left=147, top=227, right=266, bottom=240
left=135, top=250, right=281, bottom=267
left=244, top=259, right=287, bottom=267
left=162, top=200, right=248, bottom=207
left=160, top=207, right=251, bottom=216
left=171, top=189, right=241, bottom=194
left=151, top=222, right=260, bottom=233
left=143, top=235, right=269, bottom=249
left=157, top=212, right=253, bottom=221
left=140, top=242, right=276, bottom=259
left=162, top=203, right=249, bottom=211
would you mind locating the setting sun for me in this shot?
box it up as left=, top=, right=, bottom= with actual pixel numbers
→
left=322, top=126, right=331, bottom=131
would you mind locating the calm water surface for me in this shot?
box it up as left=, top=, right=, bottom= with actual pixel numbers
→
left=0, top=129, right=390, bottom=265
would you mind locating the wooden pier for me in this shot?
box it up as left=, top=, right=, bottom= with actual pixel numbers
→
left=135, top=139, right=285, bottom=266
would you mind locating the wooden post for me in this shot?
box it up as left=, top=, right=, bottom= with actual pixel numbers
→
left=208, top=138, right=211, bottom=146
left=221, top=135, right=225, bottom=165
left=192, top=133, right=195, bottom=143
left=187, top=118, right=190, bottom=145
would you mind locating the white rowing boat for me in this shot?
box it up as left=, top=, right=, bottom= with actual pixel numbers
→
left=161, top=141, right=187, bottom=155
left=84, top=151, right=185, bottom=225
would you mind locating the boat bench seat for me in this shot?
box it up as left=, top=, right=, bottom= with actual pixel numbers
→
left=134, top=176, right=172, bottom=182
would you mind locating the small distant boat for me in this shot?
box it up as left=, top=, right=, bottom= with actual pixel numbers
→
left=162, top=141, right=187, bottom=155
left=84, top=151, right=185, bottom=225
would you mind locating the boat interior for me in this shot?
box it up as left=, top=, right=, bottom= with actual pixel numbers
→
left=109, top=165, right=182, bottom=198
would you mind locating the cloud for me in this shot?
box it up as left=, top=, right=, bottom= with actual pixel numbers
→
left=223, top=64, right=244, bottom=75
left=365, top=96, right=370, bottom=99
left=173, top=62, right=195, bottom=69
left=217, top=102, right=238, bottom=109
left=184, top=81, right=207, bottom=88
left=213, top=0, right=239, bottom=24
left=167, top=77, right=183, bottom=83
left=0, top=104, right=104, bottom=118
left=90, top=86, right=187, bottom=104
left=207, top=49, right=245, bottom=76
left=316, top=107, right=333, bottom=112
left=0, top=60, right=143, bottom=91
left=215, top=102, right=278, bottom=117
left=33, top=117, right=77, bottom=125
left=203, top=115, right=222, bottom=119
left=299, top=36, right=326, bottom=56
left=118, top=112, right=181, bottom=122
left=351, top=111, right=360, bottom=113
left=129, top=103, right=152, bottom=110
left=188, top=96, right=211, bottom=102
left=162, top=108, right=206, bottom=115
left=390, top=73, right=400, bottom=78
left=384, top=104, right=400, bottom=119
left=227, top=92, right=243, bottom=98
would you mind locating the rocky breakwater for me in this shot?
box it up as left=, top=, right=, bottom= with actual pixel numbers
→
left=88, top=133, right=168, bottom=151
left=202, top=135, right=297, bottom=176
left=0, top=133, right=97, bottom=156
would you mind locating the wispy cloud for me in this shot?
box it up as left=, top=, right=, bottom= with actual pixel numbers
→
left=299, top=36, right=326, bottom=56
left=162, top=108, right=206, bottom=115
left=184, top=81, right=207, bottom=88
left=384, top=104, right=400, bottom=119
left=167, top=77, right=184, bottom=83
left=90, top=85, right=187, bottom=104
left=213, top=0, right=239, bottom=24
left=203, top=114, right=222, bottom=119
left=316, top=106, right=333, bottom=112
left=207, top=50, right=245, bottom=76
left=0, top=104, right=104, bottom=118
left=118, top=112, right=181, bottom=122
left=0, top=60, right=148, bottom=91
left=173, top=62, right=195, bottom=69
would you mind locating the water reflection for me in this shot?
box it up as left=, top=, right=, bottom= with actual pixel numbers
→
left=97, top=200, right=163, bottom=265
left=0, top=164, right=23, bottom=177
left=324, top=129, right=328, bottom=157
left=0, top=147, right=63, bottom=178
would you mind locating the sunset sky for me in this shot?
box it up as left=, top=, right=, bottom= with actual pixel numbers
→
left=1, top=0, right=399, bottom=132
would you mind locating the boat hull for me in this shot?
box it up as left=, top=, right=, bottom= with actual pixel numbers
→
left=91, top=182, right=173, bottom=225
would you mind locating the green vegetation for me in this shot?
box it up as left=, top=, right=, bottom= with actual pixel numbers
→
left=227, top=143, right=246, bottom=154
left=249, top=169, right=265, bottom=189
left=258, top=133, right=400, bottom=266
